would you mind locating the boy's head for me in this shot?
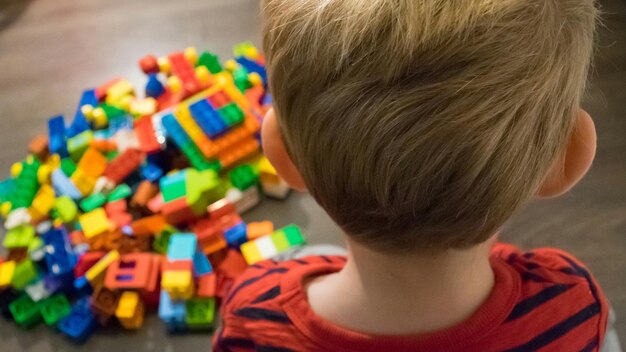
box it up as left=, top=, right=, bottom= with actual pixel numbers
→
left=261, top=0, right=597, bottom=253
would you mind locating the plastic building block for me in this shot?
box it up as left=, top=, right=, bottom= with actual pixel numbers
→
left=131, top=180, right=159, bottom=208
left=167, top=234, right=197, bottom=261
left=189, top=98, right=228, bottom=139
left=193, top=251, right=213, bottom=276
left=28, top=134, right=50, bottom=160
left=41, top=227, right=77, bottom=278
left=9, top=294, right=41, bottom=328
left=84, top=250, right=119, bottom=283
left=30, top=184, right=55, bottom=220
left=224, top=222, right=247, bottom=248
left=158, top=291, right=186, bottom=329
left=198, top=51, right=222, bottom=74
left=25, top=279, right=52, bottom=302
left=58, top=298, right=98, bottom=343
left=241, top=225, right=305, bottom=265
left=48, top=115, right=68, bottom=158
left=140, top=55, right=159, bottom=74
left=135, top=115, right=162, bottom=154
left=246, top=221, right=274, bottom=241
left=67, top=130, right=94, bottom=161
left=52, top=169, right=82, bottom=200
left=185, top=298, right=215, bottom=329
left=104, top=253, right=156, bottom=290
left=115, top=291, right=145, bottom=329
left=0, top=261, right=16, bottom=288
left=54, top=196, right=78, bottom=222
left=160, top=170, right=187, bottom=202
left=103, top=148, right=144, bottom=184
left=196, top=273, right=217, bottom=298
left=79, top=208, right=111, bottom=239
left=145, top=73, right=165, bottom=97
left=161, top=270, right=194, bottom=300
left=108, top=184, right=132, bottom=202
left=37, top=293, right=71, bottom=326
left=11, top=259, right=38, bottom=290
left=229, top=164, right=258, bottom=191
left=77, top=148, right=108, bottom=178
left=3, top=225, right=35, bottom=249
left=169, top=52, right=201, bottom=97
left=74, top=252, right=105, bottom=278
left=90, top=284, right=120, bottom=323
left=79, top=193, right=107, bottom=212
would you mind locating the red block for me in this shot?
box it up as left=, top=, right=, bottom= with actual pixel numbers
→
left=95, top=78, right=124, bottom=101
left=103, top=148, right=144, bottom=184
left=168, top=52, right=200, bottom=97
left=161, top=260, right=193, bottom=273
left=139, top=55, right=159, bottom=74
left=217, top=249, right=248, bottom=280
left=104, top=253, right=158, bottom=290
left=192, top=218, right=223, bottom=245
left=131, top=215, right=168, bottom=236
left=196, top=273, right=217, bottom=298
left=74, top=252, right=106, bottom=278
left=104, top=199, right=128, bottom=216
left=134, top=116, right=161, bottom=154
left=162, top=198, right=197, bottom=225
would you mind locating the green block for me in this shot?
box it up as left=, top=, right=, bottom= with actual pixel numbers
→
left=9, top=295, right=41, bottom=329
left=153, top=228, right=175, bottom=254
left=187, top=170, right=224, bottom=215
left=100, top=104, right=126, bottom=118
left=185, top=298, right=215, bottom=329
left=108, top=184, right=132, bottom=202
left=233, top=42, right=255, bottom=58
left=80, top=193, right=107, bottom=212
left=28, top=237, right=44, bottom=253
left=233, top=67, right=251, bottom=92
left=271, top=231, right=290, bottom=252
left=106, top=150, right=119, bottom=161
left=67, top=130, right=94, bottom=161
left=11, top=160, right=40, bottom=209
left=3, top=225, right=35, bottom=249
left=38, top=294, right=71, bottom=326
left=282, top=225, right=305, bottom=247
left=217, top=103, right=245, bottom=127
left=11, top=259, right=38, bottom=289
left=198, top=51, right=222, bottom=74
left=60, top=158, right=77, bottom=177
left=229, top=165, right=259, bottom=191
left=54, top=196, right=78, bottom=223
left=160, top=171, right=187, bottom=202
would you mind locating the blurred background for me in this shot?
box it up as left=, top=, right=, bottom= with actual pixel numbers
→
left=0, top=0, right=624, bottom=350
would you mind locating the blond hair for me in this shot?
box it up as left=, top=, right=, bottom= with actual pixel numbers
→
left=262, top=0, right=597, bottom=252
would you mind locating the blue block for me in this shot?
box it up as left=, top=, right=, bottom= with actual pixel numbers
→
left=146, top=74, right=165, bottom=98
left=44, top=270, right=74, bottom=294
left=236, top=57, right=267, bottom=84
left=58, top=298, right=98, bottom=343
left=73, top=276, right=92, bottom=297
left=48, top=115, right=68, bottom=157
left=189, top=99, right=227, bottom=139
left=224, top=222, right=247, bottom=248
left=67, top=90, right=97, bottom=138
left=51, top=169, right=82, bottom=199
left=193, top=251, right=213, bottom=277
left=158, top=291, right=186, bottom=324
left=167, top=234, right=197, bottom=261
left=141, top=162, right=164, bottom=182
left=161, top=113, right=192, bottom=146
left=41, top=228, right=77, bottom=278
left=108, top=115, right=134, bottom=135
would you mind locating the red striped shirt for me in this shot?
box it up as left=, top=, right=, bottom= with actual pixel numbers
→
left=215, top=243, right=608, bottom=352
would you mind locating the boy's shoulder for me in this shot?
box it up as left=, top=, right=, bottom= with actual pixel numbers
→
left=216, top=248, right=609, bottom=352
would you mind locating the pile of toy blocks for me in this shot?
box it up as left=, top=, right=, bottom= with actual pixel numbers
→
left=0, top=43, right=305, bottom=342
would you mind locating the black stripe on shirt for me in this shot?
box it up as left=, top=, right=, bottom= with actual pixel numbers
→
left=233, top=307, right=292, bottom=323
left=504, top=302, right=601, bottom=352
left=226, top=268, right=289, bottom=304
left=217, top=337, right=295, bottom=352
left=251, top=285, right=281, bottom=304
left=579, top=336, right=599, bottom=352
left=505, top=284, right=574, bottom=322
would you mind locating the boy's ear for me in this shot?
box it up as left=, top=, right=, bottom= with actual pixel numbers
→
left=538, top=109, right=597, bottom=198
left=261, top=108, right=307, bottom=191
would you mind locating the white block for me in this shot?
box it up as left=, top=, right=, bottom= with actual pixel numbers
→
left=255, top=235, right=278, bottom=259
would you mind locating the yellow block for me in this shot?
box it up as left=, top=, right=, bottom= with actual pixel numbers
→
left=161, top=270, right=194, bottom=300
left=130, top=98, right=157, bottom=117
left=240, top=241, right=262, bottom=265
left=85, top=250, right=120, bottom=283
left=116, top=291, right=145, bottom=329
left=0, top=261, right=16, bottom=288
left=257, top=156, right=280, bottom=184
left=174, top=104, right=214, bottom=157
left=106, top=79, right=135, bottom=107
left=70, top=168, right=96, bottom=196
left=79, top=208, right=111, bottom=239
left=30, top=185, right=55, bottom=220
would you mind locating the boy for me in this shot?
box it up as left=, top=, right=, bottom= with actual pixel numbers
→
left=216, top=0, right=621, bottom=351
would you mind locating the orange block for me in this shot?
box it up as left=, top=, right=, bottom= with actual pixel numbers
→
left=201, top=234, right=227, bottom=255
left=196, top=273, right=217, bottom=298
left=105, top=253, right=158, bottom=290
left=77, top=148, right=108, bottom=178
left=246, top=221, right=274, bottom=240
left=131, top=215, right=168, bottom=236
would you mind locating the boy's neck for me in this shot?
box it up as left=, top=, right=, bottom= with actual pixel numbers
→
left=306, top=238, right=496, bottom=335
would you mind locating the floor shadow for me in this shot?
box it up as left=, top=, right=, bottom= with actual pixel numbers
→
left=0, top=0, right=33, bottom=32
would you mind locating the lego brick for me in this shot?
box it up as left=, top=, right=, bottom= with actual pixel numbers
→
left=84, top=250, right=120, bottom=283
left=70, top=168, right=97, bottom=196
left=224, top=222, right=247, bottom=248
left=79, top=193, right=107, bottom=212
left=134, top=116, right=162, bottom=154
left=52, top=169, right=82, bottom=200
left=193, top=251, right=213, bottom=276
left=196, top=273, right=217, bottom=298
left=30, top=184, right=55, bottom=220
left=216, top=249, right=248, bottom=280
left=67, top=130, right=95, bottom=161
left=9, top=294, right=41, bottom=329
left=160, top=170, right=187, bottom=202
left=131, top=215, right=168, bottom=236
left=76, top=148, right=108, bottom=178
left=79, top=208, right=111, bottom=239
left=189, top=98, right=228, bottom=139
left=167, top=234, right=197, bottom=261
left=247, top=221, right=274, bottom=241
left=115, top=291, right=145, bottom=329
left=54, top=196, right=78, bottom=223
left=158, top=291, right=186, bottom=326
left=153, top=228, right=174, bottom=254
left=104, top=253, right=156, bottom=290
left=107, top=183, right=133, bottom=202
left=28, top=134, right=50, bottom=160
left=131, top=180, right=159, bottom=208
left=162, top=197, right=197, bottom=225
left=3, top=225, right=35, bottom=249
left=58, top=298, right=98, bottom=343
left=185, top=298, right=215, bottom=329
left=48, top=115, right=68, bottom=157
left=161, top=270, right=194, bottom=300
left=37, top=293, right=71, bottom=326
left=102, top=148, right=144, bottom=184
left=198, top=51, right=222, bottom=74
left=90, top=284, right=120, bottom=323
left=11, top=259, right=38, bottom=290
left=282, top=224, right=306, bottom=246
left=240, top=241, right=263, bottom=265
left=41, top=227, right=77, bottom=277
left=25, top=279, right=51, bottom=302
left=0, top=261, right=16, bottom=288
left=74, top=252, right=105, bottom=278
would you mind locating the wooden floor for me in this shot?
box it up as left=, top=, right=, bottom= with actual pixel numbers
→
left=0, top=0, right=624, bottom=350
